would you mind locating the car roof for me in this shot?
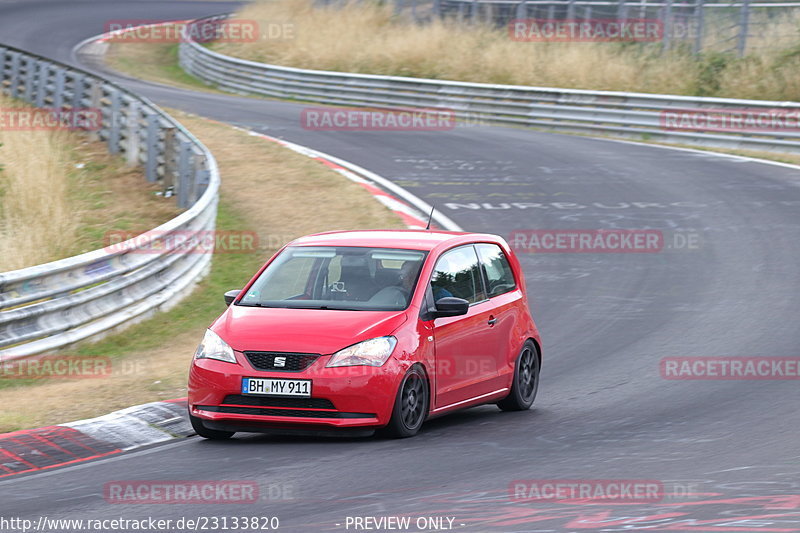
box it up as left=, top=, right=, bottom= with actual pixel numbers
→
left=288, top=229, right=504, bottom=252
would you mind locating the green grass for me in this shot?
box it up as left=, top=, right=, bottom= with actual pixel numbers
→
left=73, top=201, right=263, bottom=359
left=107, top=42, right=226, bottom=94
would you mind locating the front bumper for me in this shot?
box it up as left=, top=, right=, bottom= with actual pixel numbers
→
left=188, top=351, right=404, bottom=431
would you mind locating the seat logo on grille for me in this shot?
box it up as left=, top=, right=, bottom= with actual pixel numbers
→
left=274, top=356, right=286, bottom=368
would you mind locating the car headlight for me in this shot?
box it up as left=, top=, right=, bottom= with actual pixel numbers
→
left=326, top=336, right=397, bottom=368
left=194, top=329, right=237, bottom=363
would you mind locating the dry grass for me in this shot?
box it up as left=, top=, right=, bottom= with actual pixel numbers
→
left=0, top=344, right=199, bottom=431
left=215, top=0, right=800, bottom=100
left=0, top=110, right=403, bottom=433
left=0, top=98, right=77, bottom=270
left=68, top=141, right=182, bottom=256
left=173, top=111, right=402, bottom=240
left=0, top=95, right=181, bottom=271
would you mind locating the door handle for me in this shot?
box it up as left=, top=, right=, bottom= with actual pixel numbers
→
left=487, top=317, right=497, bottom=326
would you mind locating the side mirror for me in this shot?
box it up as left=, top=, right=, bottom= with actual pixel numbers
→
left=224, top=289, right=242, bottom=306
left=433, top=297, right=469, bottom=318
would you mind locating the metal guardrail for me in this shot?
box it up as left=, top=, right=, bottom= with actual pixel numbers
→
left=179, top=15, right=800, bottom=154
left=0, top=43, right=220, bottom=360
left=437, top=0, right=800, bottom=55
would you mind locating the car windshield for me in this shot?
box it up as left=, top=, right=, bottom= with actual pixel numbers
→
left=238, top=246, right=428, bottom=311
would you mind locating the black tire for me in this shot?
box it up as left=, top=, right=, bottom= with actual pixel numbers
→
left=189, top=413, right=235, bottom=440
left=384, top=365, right=429, bottom=438
left=498, top=340, right=540, bottom=411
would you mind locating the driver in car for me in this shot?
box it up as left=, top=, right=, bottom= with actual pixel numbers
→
left=369, top=260, right=453, bottom=307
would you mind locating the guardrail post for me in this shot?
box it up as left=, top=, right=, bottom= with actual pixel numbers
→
left=662, top=0, right=674, bottom=52
left=18, top=57, right=36, bottom=102
left=88, top=79, right=102, bottom=141
left=484, top=1, right=493, bottom=24
left=34, top=61, right=47, bottom=107
left=107, top=89, right=121, bottom=154
left=177, top=139, right=192, bottom=208
left=163, top=126, right=177, bottom=193
left=9, top=52, right=21, bottom=99
left=23, top=57, right=36, bottom=103
left=693, top=0, right=704, bottom=54
left=191, top=151, right=205, bottom=204
left=515, top=1, right=527, bottom=19
left=470, top=0, right=479, bottom=22
left=737, top=0, right=750, bottom=57
left=432, top=0, right=442, bottom=18
left=71, top=73, right=85, bottom=110
left=566, top=0, right=576, bottom=20
left=125, top=100, right=141, bottom=166
left=617, top=0, right=627, bottom=21
left=0, top=46, right=7, bottom=94
left=53, top=67, right=65, bottom=109
left=145, top=113, right=160, bottom=182
left=196, top=162, right=210, bottom=202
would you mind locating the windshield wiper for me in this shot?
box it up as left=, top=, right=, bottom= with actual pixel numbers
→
left=237, top=302, right=370, bottom=311
left=287, top=304, right=358, bottom=310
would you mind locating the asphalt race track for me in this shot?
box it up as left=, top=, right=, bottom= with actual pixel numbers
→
left=1, top=1, right=799, bottom=531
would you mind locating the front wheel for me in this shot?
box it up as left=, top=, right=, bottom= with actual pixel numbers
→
left=498, top=341, right=540, bottom=411
left=383, top=365, right=429, bottom=438
left=189, top=412, right=235, bottom=440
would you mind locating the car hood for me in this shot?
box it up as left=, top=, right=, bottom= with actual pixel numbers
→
left=212, top=305, right=409, bottom=354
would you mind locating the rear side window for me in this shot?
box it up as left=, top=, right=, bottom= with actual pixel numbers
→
left=430, top=246, right=486, bottom=304
left=476, top=243, right=517, bottom=297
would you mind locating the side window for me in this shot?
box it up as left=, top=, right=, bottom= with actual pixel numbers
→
left=430, top=246, right=486, bottom=304
left=476, top=244, right=517, bottom=297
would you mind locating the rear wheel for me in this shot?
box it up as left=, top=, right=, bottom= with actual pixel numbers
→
left=384, top=366, right=429, bottom=438
left=498, top=341, right=540, bottom=411
left=189, top=412, right=235, bottom=440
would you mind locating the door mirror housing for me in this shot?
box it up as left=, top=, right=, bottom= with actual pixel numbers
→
left=433, top=297, right=469, bottom=318
left=224, top=289, right=242, bottom=306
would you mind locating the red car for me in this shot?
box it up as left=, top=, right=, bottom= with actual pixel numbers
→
left=188, top=230, right=541, bottom=439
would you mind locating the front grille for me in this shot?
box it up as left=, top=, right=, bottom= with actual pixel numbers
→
left=198, top=405, right=374, bottom=419
left=244, top=351, right=320, bottom=372
left=222, top=395, right=335, bottom=410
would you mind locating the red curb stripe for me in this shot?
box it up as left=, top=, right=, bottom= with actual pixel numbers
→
left=0, top=425, right=122, bottom=478
left=0, top=449, right=122, bottom=479
left=248, top=132, right=431, bottom=229
left=27, top=432, right=81, bottom=460
left=0, top=446, right=37, bottom=469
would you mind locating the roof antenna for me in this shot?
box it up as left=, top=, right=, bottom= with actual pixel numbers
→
left=425, top=205, right=435, bottom=230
